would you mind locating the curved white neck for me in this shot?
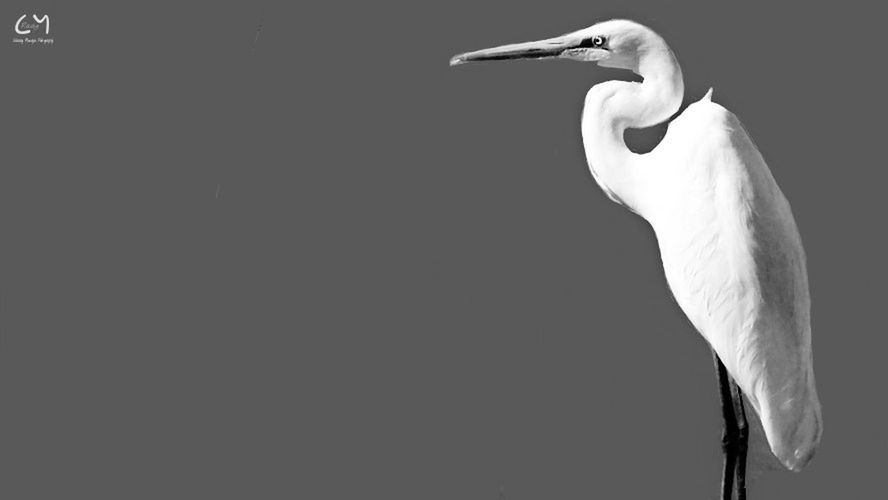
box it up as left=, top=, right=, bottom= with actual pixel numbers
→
left=581, top=47, right=684, bottom=216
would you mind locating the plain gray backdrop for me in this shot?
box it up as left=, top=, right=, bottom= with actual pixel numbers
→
left=2, top=1, right=885, bottom=498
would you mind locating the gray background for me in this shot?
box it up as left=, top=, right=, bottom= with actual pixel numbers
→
left=2, top=1, right=885, bottom=498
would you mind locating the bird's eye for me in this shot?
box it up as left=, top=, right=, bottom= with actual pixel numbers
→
left=579, top=35, right=607, bottom=49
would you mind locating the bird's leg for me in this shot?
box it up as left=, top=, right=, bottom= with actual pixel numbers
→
left=712, top=348, right=738, bottom=500
left=729, top=377, right=749, bottom=500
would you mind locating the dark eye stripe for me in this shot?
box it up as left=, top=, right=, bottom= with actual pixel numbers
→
left=579, top=35, right=607, bottom=48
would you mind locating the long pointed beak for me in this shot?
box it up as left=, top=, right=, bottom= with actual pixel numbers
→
left=450, top=36, right=576, bottom=66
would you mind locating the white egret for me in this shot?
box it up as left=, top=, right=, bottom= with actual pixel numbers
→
left=451, top=19, right=821, bottom=500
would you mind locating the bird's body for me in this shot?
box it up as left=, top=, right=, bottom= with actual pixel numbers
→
left=617, top=95, right=820, bottom=471
left=452, top=18, right=821, bottom=496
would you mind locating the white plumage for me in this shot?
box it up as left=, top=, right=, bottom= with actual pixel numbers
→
left=452, top=18, right=821, bottom=478
left=648, top=95, right=821, bottom=471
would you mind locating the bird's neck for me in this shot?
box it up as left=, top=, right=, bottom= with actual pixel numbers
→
left=581, top=48, right=684, bottom=215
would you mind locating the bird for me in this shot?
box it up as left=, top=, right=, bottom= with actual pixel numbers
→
left=450, top=19, right=821, bottom=500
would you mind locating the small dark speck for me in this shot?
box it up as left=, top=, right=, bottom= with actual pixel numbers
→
left=252, top=10, right=264, bottom=53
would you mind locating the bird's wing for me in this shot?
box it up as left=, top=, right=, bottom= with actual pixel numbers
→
left=646, top=97, right=821, bottom=471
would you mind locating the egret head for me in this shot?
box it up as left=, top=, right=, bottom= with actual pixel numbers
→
left=450, top=19, right=670, bottom=76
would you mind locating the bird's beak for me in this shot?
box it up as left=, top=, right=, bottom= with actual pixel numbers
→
left=450, top=36, right=579, bottom=66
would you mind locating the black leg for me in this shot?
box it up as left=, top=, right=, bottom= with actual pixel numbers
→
left=712, top=349, right=738, bottom=500
left=730, top=378, right=748, bottom=500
